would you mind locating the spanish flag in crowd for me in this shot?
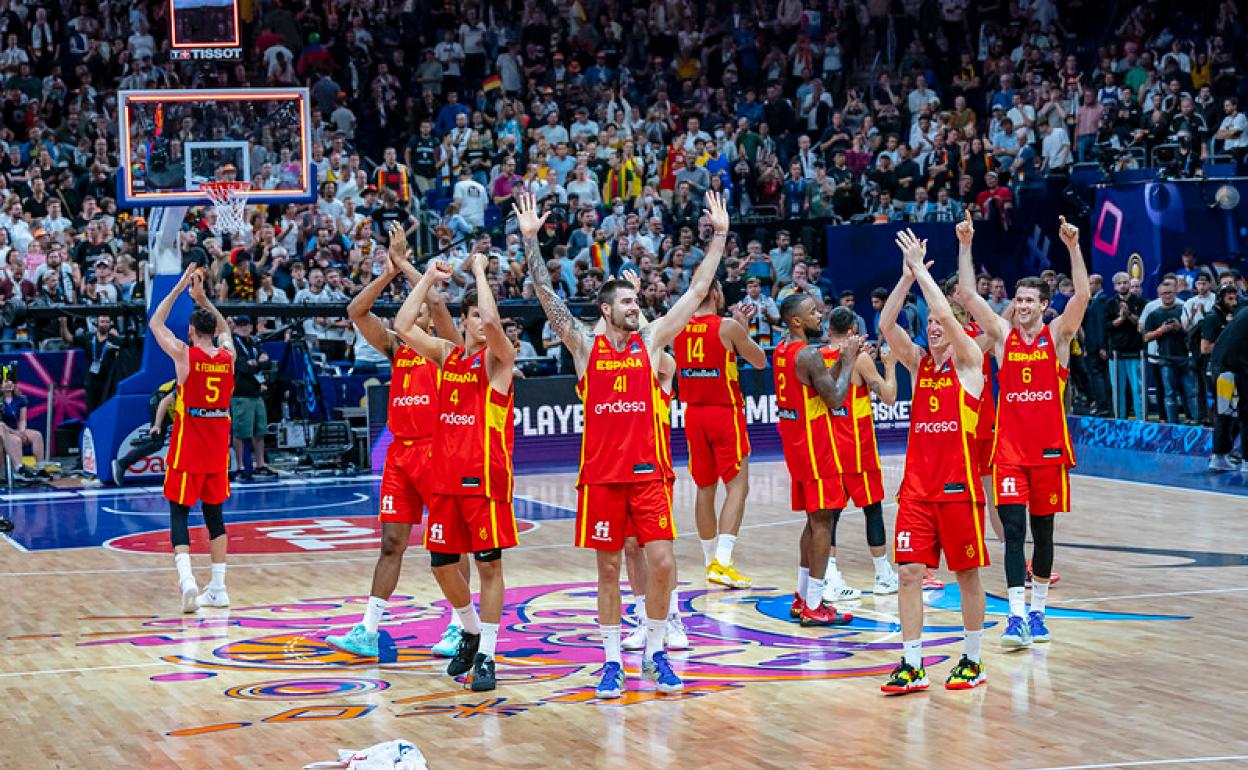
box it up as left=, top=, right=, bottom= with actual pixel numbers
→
left=483, top=75, right=502, bottom=93
left=589, top=241, right=610, bottom=271
left=603, top=157, right=641, bottom=204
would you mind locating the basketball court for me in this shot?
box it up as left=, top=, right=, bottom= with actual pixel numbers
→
left=3, top=452, right=1246, bottom=770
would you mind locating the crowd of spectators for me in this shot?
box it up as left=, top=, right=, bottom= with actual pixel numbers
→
left=0, top=0, right=1246, bottom=429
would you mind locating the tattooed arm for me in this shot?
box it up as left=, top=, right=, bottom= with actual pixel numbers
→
left=516, top=192, right=596, bottom=374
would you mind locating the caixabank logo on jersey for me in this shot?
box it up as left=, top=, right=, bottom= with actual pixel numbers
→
left=69, top=582, right=1185, bottom=737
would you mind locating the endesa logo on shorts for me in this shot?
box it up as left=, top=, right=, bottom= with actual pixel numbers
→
left=1004, top=390, right=1055, bottom=403
left=913, top=420, right=959, bottom=433
left=392, top=394, right=431, bottom=407
left=594, top=400, right=648, bottom=415
left=440, top=413, right=477, bottom=426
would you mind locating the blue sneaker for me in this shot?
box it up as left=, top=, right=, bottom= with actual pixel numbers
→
left=595, top=662, right=626, bottom=699
left=642, top=651, right=684, bottom=694
left=325, top=623, right=379, bottom=657
left=1028, top=610, right=1051, bottom=643
left=1000, top=614, right=1033, bottom=650
left=432, top=625, right=462, bottom=657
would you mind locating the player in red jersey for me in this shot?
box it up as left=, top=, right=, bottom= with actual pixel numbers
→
left=390, top=232, right=517, bottom=692
left=955, top=212, right=1089, bottom=647
left=149, top=264, right=236, bottom=613
left=327, top=231, right=469, bottom=660
left=820, top=306, right=901, bottom=600
left=878, top=230, right=989, bottom=694
left=521, top=190, right=730, bottom=698
left=773, top=293, right=861, bottom=627
left=674, top=283, right=767, bottom=589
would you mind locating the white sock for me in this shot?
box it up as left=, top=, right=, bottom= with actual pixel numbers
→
left=1030, top=580, right=1049, bottom=614
left=701, top=538, right=717, bottom=566
left=1008, top=586, right=1026, bottom=618
left=601, top=624, right=622, bottom=664
left=825, top=557, right=842, bottom=585
left=903, top=639, right=923, bottom=669
left=446, top=611, right=463, bottom=630
left=644, top=617, right=665, bottom=660
left=479, top=622, right=499, bottom=659
left=633, top=595, right=646, bottom=625
left=363, top=596, right=387, bottom=634
left=806, top=576, right=825, bottom=610
left=964, top=629, right=983, bottom=664
left=872, top=555, right=892, bottom=577
left=209, top=563, right=226, bottom=591
left=797, top=567, right=810, bottom=597
left=668, top=588, right=680, bottom=618
left=174, top=553, right=194, bottom=586
left=715, top=534, right=737, bottom=567
left=454, top=604, right=481, bottom=635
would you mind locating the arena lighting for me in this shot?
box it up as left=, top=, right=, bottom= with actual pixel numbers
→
left=1213, top=184, right=1240, bottom=210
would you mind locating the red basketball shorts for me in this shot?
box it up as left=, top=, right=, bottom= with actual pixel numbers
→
left=576, top=479, right=675, bottom=550
left=684, top=404, right=750, bottom=487
left=164, top=468, right=230, bottom=506
left=894, top=498, right=989, bottom=572
left=992, top=464, right=1071, bottom=516
left=378, top=438, right=432, bottom=524
left=424, top=494, right=518, bottom=554
left=839, top=469, right=885, bottom=508
left=790, top=476, right=848, bottom=513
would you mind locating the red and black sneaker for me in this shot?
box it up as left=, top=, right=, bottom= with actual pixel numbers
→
left=790, top=592, right=804, bottom=619
left=1025, top=562, right=1062, bottom=587
left=799, top=600, right=854, bottom=627
left=881, top=659, right=930, bottom=695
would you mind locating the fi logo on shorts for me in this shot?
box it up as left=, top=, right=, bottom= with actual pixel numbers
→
left=381, top=496, right=395, bottom=514
left=1000, top=477, right=1017, bottom=496
left=896, top=531, right=911, bottom=552
left=593, top=521, right=610, bottom=541
left=429, top=523, right=444, bottom=543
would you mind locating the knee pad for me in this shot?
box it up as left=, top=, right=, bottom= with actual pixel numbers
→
left=169, top=503, right=191, bottom=548
left=1029, top=515, right=1056, bottom=578
left=999, top=504, right=1028, bottom=588
left=863, top=502, right=886, bottom=548
left=430, top=551, right=461, bottom=568
left=201, top=502, right=226, bottom=540
left=473, top=548, right=502, bottom=563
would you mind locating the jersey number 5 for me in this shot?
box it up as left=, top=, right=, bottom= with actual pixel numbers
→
left=205, top=376, right=221, bottom=403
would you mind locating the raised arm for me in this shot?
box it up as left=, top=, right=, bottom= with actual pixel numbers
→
left=857, top=345, right=898, bottom=404
left=955, top=210, right=1008, bottom=342
left=725, top=302, right=768, bottom=368
left=877, top=270, right=923, bottom=374
left=347, top=235, right=404, bottom=360
left=148, top=263, right=196, bottom=372
left=797, top=333, right=862, bottom=408
left=647, top=189, right=730, bottom=349
left=1049, top=215, right=1091, bottom=342
left=899, top=229, right=981, bottom=376
left=386, top=222, right=464, bottom=346
left=188, top=271, right=234, bottom=360
left=392, top=255, right=457, bottom=366
left=466, top=250, right=516, bottom=375
left=517, top=191, right=594, bottom=367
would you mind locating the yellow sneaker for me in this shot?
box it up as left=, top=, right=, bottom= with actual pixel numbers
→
left=707, top=559, right=751, bottom=589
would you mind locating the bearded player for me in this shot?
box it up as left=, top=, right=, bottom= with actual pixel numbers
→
left=673, top=283, right=766, bottom=588
left=879, top=230, right=988, bottom=694
left=327, top=228, right=470, bottom=660
left=773, top=294, right=860, bottom=627
left=520, top=190, right=729, bottom=698
left=149, top=264, right=235, bottom=612
left=819, top=306, right=900, bottom=600
left=956, top=212, right=1088, bottom=648
left=391, top=236, right=517, bottom=692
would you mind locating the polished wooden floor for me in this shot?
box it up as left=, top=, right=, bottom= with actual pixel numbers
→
left=3, top=456, right=1248, bottom=770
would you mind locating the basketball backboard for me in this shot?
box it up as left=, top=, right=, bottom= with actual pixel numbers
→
left=117, top=88, right=315, bottom=208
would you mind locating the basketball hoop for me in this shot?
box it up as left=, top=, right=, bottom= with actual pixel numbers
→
left=200, top=180, right=252, bottom=236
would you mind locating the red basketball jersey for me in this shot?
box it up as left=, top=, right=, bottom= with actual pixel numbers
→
left=966, top=321, right=996, bottom=441
left=773, top=338, right=843, bottom=482
left=576, top=333, right=672, bottom=485
left=822, top=346, right=881, bottom=474
left=898, top=354, right=980, bottom=502
left=991, top=326, right=1075, bottom=467
left=674, top=314, right=745, bottom=408
left=429, top=346, right=514, bottom=500
left=388, top=345, right=440, bottom=441
left=168, top=345, right=235, bottom=474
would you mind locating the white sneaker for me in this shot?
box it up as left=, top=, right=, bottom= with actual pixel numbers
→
left=196, top=586, right=230, bottom=609
left=180, top=581, right=199, bottom=613
left=823, top=578, right=862, bottom=603
left=873, top=571, right=900, bottom=595
left=665, top=614, right=690, bottom=650
left=622, top=622, right=646, bottom=651
left=1209, top=454, right=1234, bottom=472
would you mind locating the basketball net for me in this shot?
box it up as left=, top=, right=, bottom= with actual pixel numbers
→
left=200, top=180, right=251, bottom=236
